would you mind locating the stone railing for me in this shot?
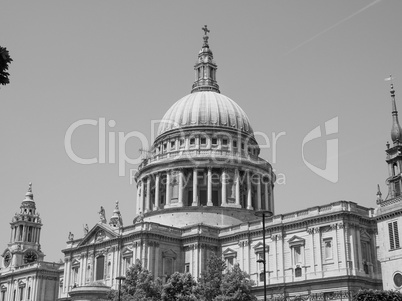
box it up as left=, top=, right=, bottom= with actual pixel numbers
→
left=137, top=148, right=267, bottom=171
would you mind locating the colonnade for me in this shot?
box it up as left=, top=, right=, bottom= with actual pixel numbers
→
left=137, top=167, right=273, bottom=214
left=11, top=224, right=41, bottom=244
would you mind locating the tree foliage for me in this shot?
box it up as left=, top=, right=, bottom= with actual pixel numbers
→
left=0, top=46, right=12, bottom=86
left=215, top=264, right=257, bottom=301
left=161, top=272, right=198, bottom=301
left=197, top=253, right=227, bottom=301
left=110, top=254, right=257, bottom=301
left=353, top=289, right=402, bottom=301
left=108, top=260, right=161, bottom=301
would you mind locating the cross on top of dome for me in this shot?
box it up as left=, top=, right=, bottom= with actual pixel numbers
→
left=202, top=25, right=210, bottom=36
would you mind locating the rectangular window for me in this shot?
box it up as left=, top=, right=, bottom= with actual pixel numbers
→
left=241, top=143, right=245, bottom=150
left=19, top=288, right=23, bottom=301
left=389, top=221, right=400, bottom=250
left=294, top=246, right=302, bottom=264
left=190, top=138, right=195, bottom=145
left=163, top=143, right=167, bottom=151
left=212, top=138, right=218, bottom=145
left=185, top=263, right=190, bottom=273
left=222, top=139, right=228, bottom=146
left=226, top=257, right=234, bottom=271
left=200, top=137, right=206, bottom=145
left=180, top=138, right=185, bottom=147
left=1, top=291, right=5, bottom=301
left=324, top=239, right=333, bottom=259
left=96, top=255, right=105, bottom=280
left=396, top=181, right=401, bottom=196
left=123, top=257, right=132, bottom=272
left=72, top=266, right=80, bottom=284
left=257, top=252, right=264, bottom=270
left=233, top=140, right=237, bottom=148
left=170, top=141, right=175, bottom=149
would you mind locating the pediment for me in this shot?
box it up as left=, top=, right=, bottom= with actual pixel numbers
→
left=162, top=249, right=177, bottom=259
left=223, top=248, right=237, bottom=257
left=253, top=242, right=269, bottom=253
left=71, top=258, right=80, bottom=266
left=78, top=223, right=118, bottom=247
left=360, top=230, right=371, bottom=241
left=288, top=235, right=305, bottom=247
left=122, top=247, right=133, bottom=258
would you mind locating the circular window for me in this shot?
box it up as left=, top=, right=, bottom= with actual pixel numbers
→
left=394, top=272, right=402, bottom=288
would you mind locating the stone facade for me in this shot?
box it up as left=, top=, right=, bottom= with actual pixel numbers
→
left=0, top=184, right=61, bottom=301
left=57, top=28, right=384, bottom=300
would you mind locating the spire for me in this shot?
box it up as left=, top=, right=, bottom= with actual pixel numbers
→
left=389, top=79, right=402, bottom=145
left=191, top=25, right=220, bottom=93
left=25, top=182, right=33, bottom=200
left=376, top=184, right=383, bottom=204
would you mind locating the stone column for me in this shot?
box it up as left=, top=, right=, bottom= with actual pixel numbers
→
left=356, top=228, right=363, bottom=272
left=155, top=173, right=160, bottom=210
left=136, top=183, right=141, bottom=214
left=247, top=171, right=253, bottom=210
left=140, top=180, right=145, bottom=213
left=221, top=169, right=227, bottom=206
left=315, top=228, right=323, bottom=276
left=193, top=244, right=199, bottom=277
left=154, top=243, right=160, bottom=277
left=333, top=224, right=340, bottom=269
left=235, top=169, right=241, bottom=207
left=192, top=169, right=198, bottom=206
left=256, top=174, right=262, bottom=210
left=166, top=171, right=171, bottom=207
left=145, top=177, right=151, bottom=213
left=207, top=167, right=213, bottom=206
left=264, top=182, right=269, bottom=211
left=178, top=169, right=184, bottom=207
left=22, top=226, right=27, bottom=242
left=269, top=184, right=275, bottom=214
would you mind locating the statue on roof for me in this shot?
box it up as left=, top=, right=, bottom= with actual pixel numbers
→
left=133, top=211, right=144, bottom=224
left=99, top=206, right=106, bottom=223
left=83, top=224, right=89, bottom=235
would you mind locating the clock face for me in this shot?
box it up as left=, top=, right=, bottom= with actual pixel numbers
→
left=24, top=250, right=37, bottom=264
left=3, top=252, right=11, bottom=267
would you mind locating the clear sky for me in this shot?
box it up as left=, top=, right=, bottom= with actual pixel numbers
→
left=1, top=0, right=401, bottom=262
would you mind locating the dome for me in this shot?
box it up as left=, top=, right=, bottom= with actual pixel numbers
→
left=157, top=91, right=254, bottom=137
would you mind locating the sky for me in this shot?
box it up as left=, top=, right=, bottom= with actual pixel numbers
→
left=1, top=0, right=402, bottom=262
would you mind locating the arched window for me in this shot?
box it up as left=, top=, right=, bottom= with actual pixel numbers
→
left=393, top=163, right=399, bottom=176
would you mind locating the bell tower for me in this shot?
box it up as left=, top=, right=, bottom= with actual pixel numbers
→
left=385, top=83, right=402, bottom=200
left=2, top=183, right=44, bottom=269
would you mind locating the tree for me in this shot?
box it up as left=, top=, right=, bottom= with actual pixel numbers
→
left=161, top=272, right=199, bottom=301
left=108, top=260, right=161, bottom=301
left=197, top=253, right=227, bottom=301
left=215, top=264, right=257, bottom=301
left=353, top=289, right=402, bottom=301
left=0, top=46, right=12, bottom=86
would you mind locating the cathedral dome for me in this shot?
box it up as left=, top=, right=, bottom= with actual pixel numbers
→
left=157, top=91, right=254, bottom=137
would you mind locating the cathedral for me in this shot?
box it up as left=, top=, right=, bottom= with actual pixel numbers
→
left=1, top=27, right=402, bottom=301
